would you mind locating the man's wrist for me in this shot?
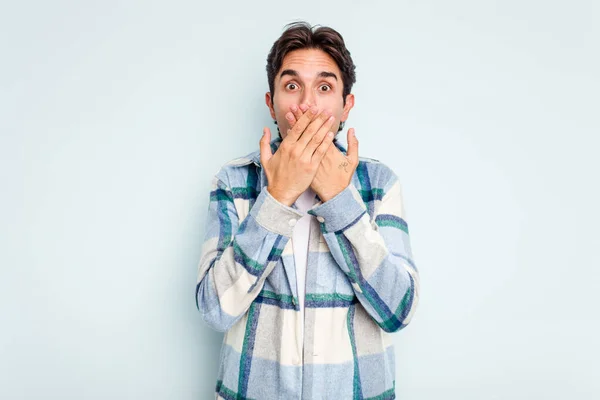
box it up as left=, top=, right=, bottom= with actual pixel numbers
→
left=267, top=185, right=297, bottom=207
left=252, top=187, right=304, bottom=237
left=308, top=183, right=367, bottom=233
left=316, top=184, right=347, bottom=202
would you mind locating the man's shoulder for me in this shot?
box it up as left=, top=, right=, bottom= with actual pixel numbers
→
left=211, top=149, right=259, bottom=189
left=355, top=156, right=400, bottom=192
left=222, top=147, right=260, bottom=168
left=358, top=155, right=382, bottom=164
left=356, top=152, right=397, bottom=173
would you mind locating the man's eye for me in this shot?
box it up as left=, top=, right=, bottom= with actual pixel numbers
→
left=286, top=83, right=298, bottom=90
left=319, top=85, right=331, bottom=92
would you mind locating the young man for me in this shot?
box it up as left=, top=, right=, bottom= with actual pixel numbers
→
left=196, top=21, right=420, bottom=399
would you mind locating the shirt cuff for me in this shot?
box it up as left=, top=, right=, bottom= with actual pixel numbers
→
left=307, top=183, right=367, bottom=233
left=250, top=187, right=305, bottom=237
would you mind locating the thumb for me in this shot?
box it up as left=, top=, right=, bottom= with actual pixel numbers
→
left=260, top=127, right=273, bottom=165
left=347, top=128, right=358, bottom=163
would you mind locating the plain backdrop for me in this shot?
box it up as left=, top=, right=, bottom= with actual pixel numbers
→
left=1, top=1, right=599, bottom=399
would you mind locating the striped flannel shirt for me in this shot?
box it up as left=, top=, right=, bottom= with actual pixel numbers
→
left=195, top=136, right=420, bottom=400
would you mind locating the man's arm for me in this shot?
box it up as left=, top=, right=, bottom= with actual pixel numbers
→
left=195, top=174, right=303, bottom=332
left=308, top=166, right=420, bottom=332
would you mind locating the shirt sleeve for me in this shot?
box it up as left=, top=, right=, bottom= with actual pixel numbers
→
left=307, top=167, right=420, bottom=332
left=195, top=175, right=304, bottom=332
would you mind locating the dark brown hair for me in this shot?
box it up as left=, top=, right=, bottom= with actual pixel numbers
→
left=266, top=21, right=357, bottom=134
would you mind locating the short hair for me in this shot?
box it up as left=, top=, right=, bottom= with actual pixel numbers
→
left=266, top=21, right=357, bottom=134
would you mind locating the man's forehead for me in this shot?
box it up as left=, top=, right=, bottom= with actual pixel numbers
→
left=278, top=49, right=341, bottom=79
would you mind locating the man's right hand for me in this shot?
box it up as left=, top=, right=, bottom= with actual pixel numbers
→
left=260, top=106, right=336, bottom=206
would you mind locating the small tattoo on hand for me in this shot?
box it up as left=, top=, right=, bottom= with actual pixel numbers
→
left=338, top=161, right=349, bottom=173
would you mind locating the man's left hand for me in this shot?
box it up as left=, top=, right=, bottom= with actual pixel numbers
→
left=286, top=104, right=359, bottom=202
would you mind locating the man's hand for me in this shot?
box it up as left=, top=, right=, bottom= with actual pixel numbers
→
left=261, top=106, right=336, bottom=206
left=286, top=103, right=359, bottom=202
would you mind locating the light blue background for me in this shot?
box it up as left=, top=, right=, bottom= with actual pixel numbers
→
left=1, top=1, right=598, bottom=399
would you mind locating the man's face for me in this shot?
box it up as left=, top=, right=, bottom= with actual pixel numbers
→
left=265, top=48, right=354, bottom=139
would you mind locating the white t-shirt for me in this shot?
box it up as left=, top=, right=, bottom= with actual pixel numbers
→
left=291, top=186, right=317, bottom=335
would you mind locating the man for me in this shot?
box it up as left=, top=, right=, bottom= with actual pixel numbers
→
left=195, top=21, right=419, bottom=399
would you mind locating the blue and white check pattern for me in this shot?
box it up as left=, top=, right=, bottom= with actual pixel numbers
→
left=195, top=136, right=419, bottom=399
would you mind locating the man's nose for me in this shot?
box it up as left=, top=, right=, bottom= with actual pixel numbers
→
left=300, top=91, right=317, bottom=108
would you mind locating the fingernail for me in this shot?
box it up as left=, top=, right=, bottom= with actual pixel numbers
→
left=310, top=105, right=318, bottom=114
left=300, top=104, right=308, bottom=112
left=291, top=104, right=298, bottom=112
left=286, top=112, right=294, bottom=121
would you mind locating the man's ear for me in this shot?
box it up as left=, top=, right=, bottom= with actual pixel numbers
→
left=340, top=93, right=355, bottom=122
left=265, top=92, right=276, bottom=120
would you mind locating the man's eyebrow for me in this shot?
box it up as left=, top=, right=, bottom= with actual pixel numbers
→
left=317, top=71, right=338, bottom=81
left=279, top=69, right=299, bottom=79
left=279, top=69, right=338, bottom=81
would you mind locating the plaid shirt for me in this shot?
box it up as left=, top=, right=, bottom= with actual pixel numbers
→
left=196, top=136, right=420, bottom=400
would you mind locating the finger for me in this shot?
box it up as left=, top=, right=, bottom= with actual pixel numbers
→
left=297, top=110, right=334, bottom=151
left=285, top=111, right=297, bottom=128
left=302, top=127, right=329, bottom=160
left=286, top=105, right=320, bottom=143
left=259, top=127, right=273, bottom=165
left=346, top=128, right=359, bottom=164
left=311, top=131, right=335, bottom=164
left=301, top=112, right=336, bottom=157
left=287, top=103, right=307, bottom=128
left=290, top=104, right=304, bottom=121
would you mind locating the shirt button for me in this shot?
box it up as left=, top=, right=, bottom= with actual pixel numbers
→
left=316, top=216, right=325, bottom=223
left=289, top=218, right=297, bottom=226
